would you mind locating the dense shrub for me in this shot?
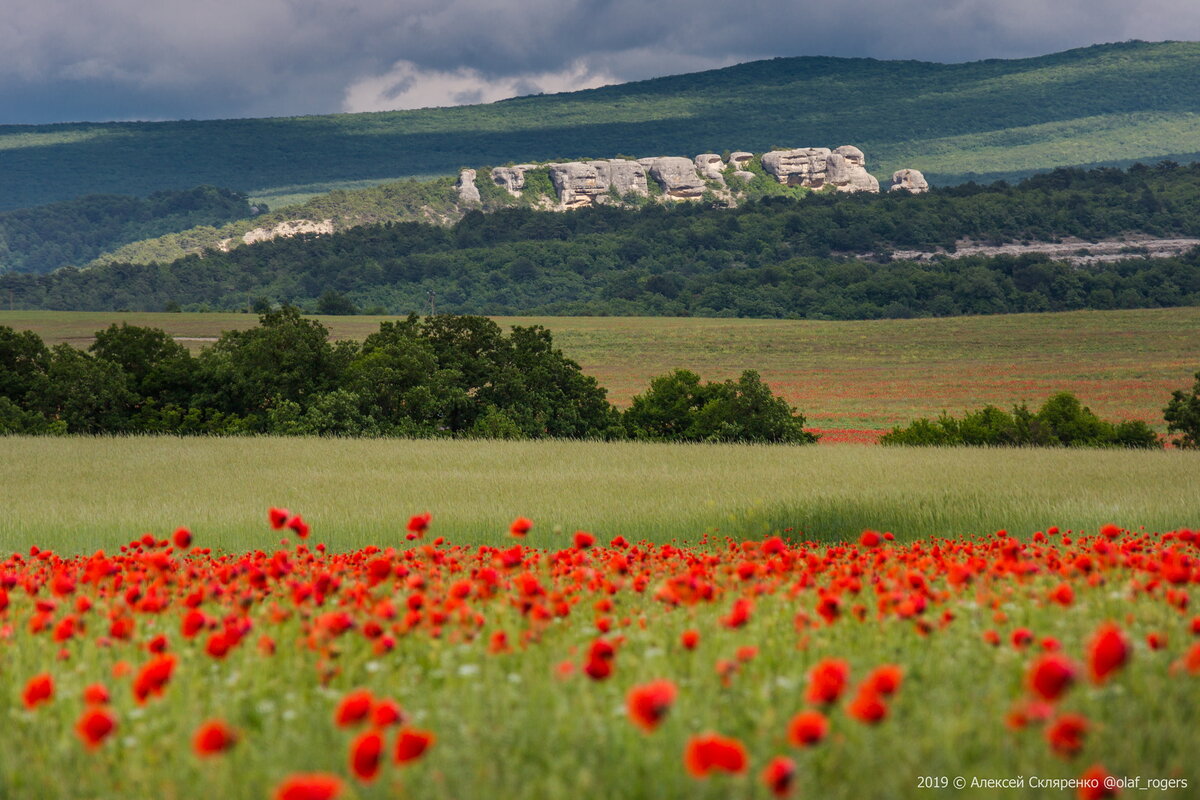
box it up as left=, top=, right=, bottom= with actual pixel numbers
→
left=880, top=392, right=1161, bottom=448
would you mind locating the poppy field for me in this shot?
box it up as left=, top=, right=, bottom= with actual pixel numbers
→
left=1, top=509, right=1196, bottom=799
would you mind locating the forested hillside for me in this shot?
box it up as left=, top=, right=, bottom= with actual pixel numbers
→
left=0, top=187, right=258, bottom=274
left=2, top=41, right=1199, bottom=209
left=4, top=163, right=1199, bottom=319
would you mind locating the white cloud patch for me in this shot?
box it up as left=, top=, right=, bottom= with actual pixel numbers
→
left=343, top=60, right=619, bottom=113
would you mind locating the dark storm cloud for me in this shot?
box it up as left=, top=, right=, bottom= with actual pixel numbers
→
left=2, top=0, right=1199, bottom=123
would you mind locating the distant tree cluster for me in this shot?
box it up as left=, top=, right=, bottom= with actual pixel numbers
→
left=879, top=392, right=1162, bottom=448
left=4, top=164, right=1199, bottom=319
left=0, top=313, right=811, bottom=443
left=0, top=186, right=258, bottom=275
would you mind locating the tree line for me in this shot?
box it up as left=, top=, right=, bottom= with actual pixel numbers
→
left=0, top=312, right=812, bottom=443
left=3, top=163, right=1199, bottom=319
left=0, top=186, right=258, bottom=275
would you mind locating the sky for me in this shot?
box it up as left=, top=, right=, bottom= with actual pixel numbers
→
left=2, top=0, right=1199, bottom=125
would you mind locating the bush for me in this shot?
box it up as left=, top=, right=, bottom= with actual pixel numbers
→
left=881, top=392, right=1162, bottom=448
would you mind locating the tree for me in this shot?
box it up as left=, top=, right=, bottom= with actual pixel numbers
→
left=1164, top=370, right=1200, bottom=448
left=316, top=290, right=358, bottom=316
left=625, top=369, right=815, bottom=443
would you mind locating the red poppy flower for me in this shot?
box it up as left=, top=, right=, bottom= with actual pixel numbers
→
left=1146, top=632, right=1167, bottom=650
left=394, top=728, right=435, bottom=764
left=805, top=659, right=849, bottom=705
left=859, top=530, right=882, bottom=548
left=349, top=730, right=383, bottom=782
left=286, top=514, right=310, bottom=539
left=847, top=688, right=888, bottom=724
left=173, top=527, right=192, bottom=548
left=509, top=517, right=533, bottom=537
left=684, top=733, right=748, bottom=778
left=273, top=773, right=343, bottom=800
left=407, top=512, right=432, bottom=536
left=132, top=654, right=177, bottom=704
left=372, top=699, right=406, bottom=727
left=1011, top=628, right=1034, bottom=649
left=335, top=689, right=374, bottom=727
left=194, top=719, right=238, bottom=756
left=573, top=531, right=595, bottom=549
left=1078, top=764, right=1119, bottom=799
left=1087, top=623, right=1130, bottom=683
left=1046, top=714, right=1089, bottom=758
left=787, top=710, right=829, bottom=746
left=1028, top=654, right=1078, bottom=702
left=681, top=630, right=700, bottom=650
left=627, top=680, right=677, bottom=733
left=865, top=664, right=903, bottom=696
left=75, top=707, right=116, bottom=750
left=268, top=507, right=291, bottom=530
left=761, top=755, right=797, bottom=797
left=584, top=638, right=616, bottom=680
left=721, top=597, right=752, bottom=629
left=22, top=673, right=53, bottom=709
left=83, top=683, right=110, bottom=706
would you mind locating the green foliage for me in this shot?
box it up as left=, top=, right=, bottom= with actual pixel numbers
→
left=8, top=163, right=1200, bottom=319
left=316, top=290, right=358, bottom=315
left=0, top=186, right=256, bottom=274
left=4, top=42, right=1200, bottom=210
left=881, top=392, right=1162, bottom=448
left=1163, top=370, right=1200, bottom=448
left=625, top=368, right=816, bottom=443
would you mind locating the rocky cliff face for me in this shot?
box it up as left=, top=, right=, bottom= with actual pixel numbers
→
left=473, top=146, right=922, bottom=209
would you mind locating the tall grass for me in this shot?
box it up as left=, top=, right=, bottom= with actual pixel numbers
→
left=1, top=436, right=1196, bottom=553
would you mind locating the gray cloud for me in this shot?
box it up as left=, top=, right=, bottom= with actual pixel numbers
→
left=1, top=0, right=1198, bottom=123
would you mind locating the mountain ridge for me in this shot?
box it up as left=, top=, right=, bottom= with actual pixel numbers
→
left=2, top=41, right=1199, bottom=210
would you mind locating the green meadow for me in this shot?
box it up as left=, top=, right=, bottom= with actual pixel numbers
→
left=1, top=436, right=1196, bottom=553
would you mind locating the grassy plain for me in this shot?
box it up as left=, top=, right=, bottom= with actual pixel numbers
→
left=3, top=307, right=1198, bottom=434
left=0, top=436, right=1197, bottom=554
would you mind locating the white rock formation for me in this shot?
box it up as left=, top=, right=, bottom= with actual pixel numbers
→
left=761, top=146, right=878, bottom=193
left=889, top=169, right=930, bottom=194
left=240, top=219, right=335, bottom=246
left=694, top=154, right=727, bottom=183
left=549, top=162, right=606, bottom=209
left=728, top=151, right=753, bottom=170
left=491, top=164, right=537, bottom=196
left=456, top=169, right=481, bottom=204
left=645, top=157, right=707, bottom=199
left=591, top=159, right=648, bottom=197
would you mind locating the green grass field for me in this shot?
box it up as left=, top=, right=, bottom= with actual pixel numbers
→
left=3, top=307, right=1197, bottom=433
left=1, top=436, right=1196, bottom=554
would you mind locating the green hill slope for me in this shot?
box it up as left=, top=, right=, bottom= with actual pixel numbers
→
left=3, top=41, right=1200, bottom=210
left=5, top=163, right=1200, bottom=319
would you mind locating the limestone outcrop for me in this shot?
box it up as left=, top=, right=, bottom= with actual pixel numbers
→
left=889, top=169, right=929, bottom=194
left=592, top=160, right=648, bottom=197
left=644, top=157, right=707, bottom=199
left=548, top=162, right=606, bottom=209
left=728, top=151, right=753, bottom=170
left=491, top=164, right=537, bottom=195
left=694, top=154, right=726, bottom=183
left=761, top=146, right=879, bottom=192
left=470, top=146, right=913, bottom=209
left=456, top=169, right=481, bottom=204
left=241, top=219, right=335, bottom=246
